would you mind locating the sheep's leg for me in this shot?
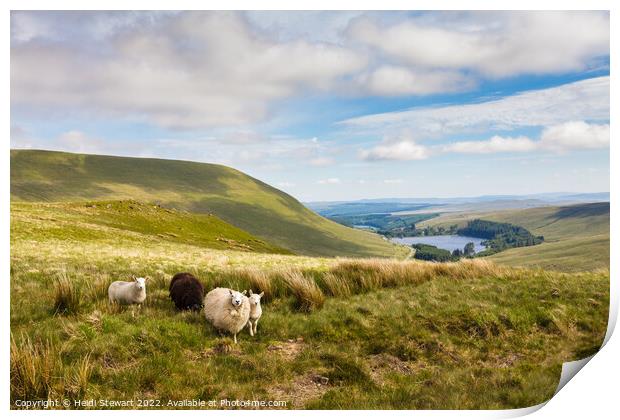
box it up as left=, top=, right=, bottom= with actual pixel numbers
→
left=233, top=333, right=238, bottom=344
left=253, top=320, right=258, bottom=335
left=247, top=321, right=254, bottom=336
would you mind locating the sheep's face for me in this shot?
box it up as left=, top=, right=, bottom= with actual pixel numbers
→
left=229, top=290, right=244, bottom=307
left=248, top=290, right=264, bottom=306
left=134, top=277, right=146, bottom=291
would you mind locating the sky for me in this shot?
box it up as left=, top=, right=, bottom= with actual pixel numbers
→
left=10, top=11, right=610, bottom=202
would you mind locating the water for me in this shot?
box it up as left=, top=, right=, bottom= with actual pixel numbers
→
left=353, top=225, right=377, bottom=231
left=390, top=235, right=487, bottom=253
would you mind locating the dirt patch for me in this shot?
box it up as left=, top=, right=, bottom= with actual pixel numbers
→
left=487, top=353, right=522, bottom=368
left=368, top=353, right=412, bottom=385
left=268, top=374, right=331, bottom=409
left=267, top=337, right=304, bottom=361
left=202, top=340, right=243, bottom=358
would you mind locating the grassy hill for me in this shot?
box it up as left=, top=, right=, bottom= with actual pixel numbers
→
left=419, top=203, right=609, bottom=272
left=11, top=149, right=405, bottom=259
left=11, top=200, right=290, bottom=255
left=11, top=215, right=608, bottom=409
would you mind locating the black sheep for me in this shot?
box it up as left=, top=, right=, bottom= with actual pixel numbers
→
left=169, top=272, right=205, bottom=311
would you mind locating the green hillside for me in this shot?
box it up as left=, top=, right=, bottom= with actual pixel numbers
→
left=10, top=200, right=290, bottom=254
left=420, top=203, right=609, bottom=271
left=10, top=149, right=405, bottom=258
left=480, top=202, right=609, bottom=241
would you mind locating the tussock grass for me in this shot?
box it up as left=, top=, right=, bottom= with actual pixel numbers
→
left=10, top=335, right=59, bottom=402
left=67, top=353, right=93, bottom=400
left=85, top=273, right=110, bottom=301
left=243, top=268, right=276, bottom=300
left=189, top=258, right=512, bottom=312
left=282, top=270, right=325, bottom=312
left=321, top=273, right=352, bottom=297
left=53, top=272, right=82, bottom=315
left=11, top=334, right=95, bottom=405
left=214, top=268, right=279, bottom=301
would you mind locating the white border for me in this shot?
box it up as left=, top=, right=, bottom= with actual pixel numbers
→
left=3, top=1, right=616, bottom=419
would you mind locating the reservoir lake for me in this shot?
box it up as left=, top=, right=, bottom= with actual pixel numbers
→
left=390, top=235, right=487, bottom=253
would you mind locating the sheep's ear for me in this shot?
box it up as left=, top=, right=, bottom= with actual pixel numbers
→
left=242, top=290, right=247, bottom=296
left=249, top=289, right=254, bottom=295
left=259, top=292, right=264, bottom=298
left=229, top=289, right=233, bottom=296
left=131, top=274, right=137, bottom=281
left=145, top=276, right=151, bottom=282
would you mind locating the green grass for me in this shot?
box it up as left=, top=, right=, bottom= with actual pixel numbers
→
left=11, top=149, right=406, bottom=259
left=10, top=254, right=608, bottom=409
left=10, top=205, right=609, bottom=409
left=487, top=234, right=610, bottom=273
left=11, top=201, right=289, bottom=255
left=419, top=203, right=609, bottom=272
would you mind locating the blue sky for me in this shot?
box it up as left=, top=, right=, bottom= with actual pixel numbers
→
left=10, top=11, right=610, bottom=201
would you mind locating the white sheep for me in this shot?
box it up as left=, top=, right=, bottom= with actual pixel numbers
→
left=108, top=276, right=147, bottom=306
left=203, top=287, right=250, bottom=344
left=246, top=290, right=264, bottom=337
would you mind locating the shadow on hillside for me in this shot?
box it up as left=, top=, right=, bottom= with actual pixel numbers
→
left=188, top=197, right=384, bottom=257
left=554, top=202, right=610, bottom=219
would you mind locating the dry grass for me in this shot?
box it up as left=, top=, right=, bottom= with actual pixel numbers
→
left=190, top=259, right=515, bottom=312
left=218, top=267, right=276, bottom=301
left=67, top=353, right=93, bottom=400
left=84, top=273, right=110, bottom=301
left=282, top=270, right=325, bottom=312
left=10, top=334, right=95, bottom=404
left=321, top=272, right=352, bottom=297
left=53, top=272, right=82, bottom=315
left=10, top=335, right=59, bottom=401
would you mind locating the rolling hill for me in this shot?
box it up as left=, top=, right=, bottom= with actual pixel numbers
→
left=420, top=202, right=610, bottom=271
left=10, top=149, right=405, bottom=258
left=10, top=200, right=291, bottom=254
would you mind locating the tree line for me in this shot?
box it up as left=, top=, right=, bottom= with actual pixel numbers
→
left=457, top=219, right=544, bottom=255
left=411, top=219, right=543, bottom=262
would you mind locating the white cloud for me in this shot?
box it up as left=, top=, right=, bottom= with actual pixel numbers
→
left=442, top=136, right=537, bottom=154
left=11, top=12, right=50, bottom=43
left=383, top=179, right=403, bottom=184
left=359, top=66, right=473, bottom=96
left=360, top=134, right=430, bottom=161
left=341, top=77, right=609, bottom=137
left=11, top=11, right=611, bottom=131
left=245, top=11, right=365, bottom=44
left=441, top=121, right=608, bottom=156
left=348, top=12, right=609, bottom=78
left=360, top=121, right=608, bottom=160
left=317, top=178, right=341, bottom=184
left=309, top=157, right=335, bottom=166
left=539, top=121, right=610, bottom=151
left=12, top=12, right=366, bottom=129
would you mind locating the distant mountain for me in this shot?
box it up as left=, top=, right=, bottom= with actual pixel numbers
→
left=306, top=192, right=609, bottom=217
left=10, top=149, right=404, bottom=258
